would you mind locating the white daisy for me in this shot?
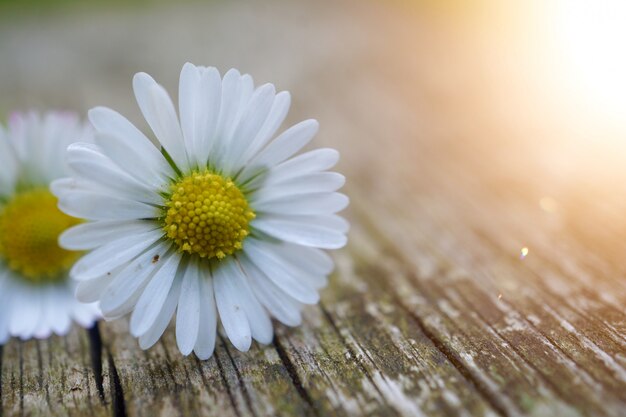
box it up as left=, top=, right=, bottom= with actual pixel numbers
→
left=53, top=63, right=349, bottom=359
left=0, top=111, right=100, bottom=344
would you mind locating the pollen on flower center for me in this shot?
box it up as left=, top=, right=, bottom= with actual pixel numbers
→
left=0, top=189, right=82, bottom=284
left=162, top=171, right=255, bottom=260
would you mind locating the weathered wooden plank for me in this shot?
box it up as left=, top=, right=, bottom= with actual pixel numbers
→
left=97, top=320, right=240, bottom=417
left=344, top=168, right=626, bottom=417
left=0, top=327, right=109, bottom=417
left=320, top=252, right=498, bottom=417
left=350, top=218, right=582, bottom=417
left=94, top=258, right=504, bottom=417
left=213, top=336, right=316, bottom=417
left=412, top=189, right=626, bottom=387
left=272, top=290, right=499, bottom=417
left=418, top=167, right=626, bottom=380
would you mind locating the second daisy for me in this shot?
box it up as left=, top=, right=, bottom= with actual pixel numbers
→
left=0, top=111, right=100, bottom=344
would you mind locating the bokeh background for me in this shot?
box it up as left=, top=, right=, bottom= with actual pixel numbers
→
left=2, top=0, right=626, bottom=195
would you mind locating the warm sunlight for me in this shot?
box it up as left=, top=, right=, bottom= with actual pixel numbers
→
left=551, top=0, right=626, bottom=125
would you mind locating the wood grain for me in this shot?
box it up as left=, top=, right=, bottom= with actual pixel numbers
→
left=1, top=0, right=625, bottom=416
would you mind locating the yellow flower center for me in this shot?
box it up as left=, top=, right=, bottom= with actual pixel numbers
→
left=162, top=171, right=255, bottom=260
left=0, top=189, right=82, bottom=284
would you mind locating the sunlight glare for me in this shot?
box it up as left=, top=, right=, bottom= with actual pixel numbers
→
left=552, top=0, right=626, bottom=123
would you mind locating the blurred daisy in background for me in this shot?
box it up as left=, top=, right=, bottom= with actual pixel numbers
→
left=0, top=111, right=100, bottom=344
left=54, top=63, right=349, bottom=359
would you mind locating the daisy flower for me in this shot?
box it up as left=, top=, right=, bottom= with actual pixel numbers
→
left=0, top=111, right=100, bottom=344
left=53, top=63, right=349, bottom=359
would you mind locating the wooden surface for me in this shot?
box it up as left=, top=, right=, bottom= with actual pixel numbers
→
left=1, top=1, right=626, bottom=416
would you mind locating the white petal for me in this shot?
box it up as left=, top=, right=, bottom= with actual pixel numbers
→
left=243, top=239, right=319, bottom=304
left=232, top=91, right=291, bottom=172
left=246, top=148, right=340, bottom=190
left=213, top=258, right=252, bottom=351
left=9, top=285, right=41, bottom=338
left=52, top=177, right=154, bottom=212
left=0, top=274, right=11, bottom=342
left=70, top=229, right=163, bottom=281
left=51, top=176, right=133, bottom=204
left=60, top=220, right=158, bottom=250
left=33, top=288, right=57, bottom=339
left=179, top=64, right=223, bottom=169
left=99, top=241, right=171, bottom=318
left=7, top=112, right=47, bottom=185
left=253, top=192, right=349, bottom=216
left=130, top=252, right=182, bottom=337
left=66, top=143, right=161, bottom=205
left=193, top=268, right=218, bottom=360
left=0, top=278, right=14, bottom=343
left=6, top=112, right=32, bottom=162
left=272, top=213, right=349, bottom=233
left=70, top=300, right=100, bottom=328
left=238, top=119, right=319, bottom=182
left=224, top=259, right=273, bottom=344
left=57, top=189, right=160, bottom=221
left=138, top=272, right=182, bottom=350
left=75, top=274, right=112, bottom=303
left=92, top=138, right=172, bottom=193
left=267, top=242, right=335, bottom=289
left=89, top=107, right=174, bottom=186
left=245, top=241, right=328, bottom=290
left=251, top=215, right=348, bottom=249
left=221, top=83, right=275, bottom=175
left=179, top=62, right=202, bottom=167
left=133, top=72, right=189, bottom=171
left=193, top=67, right=222, bottom=167
left=209, top=69, right=242, bottom=167
left=250, top=173, right=345, bottom=201
left=0, top=317, right=9, bottom=344
left=271, top=242, right=334, bottom=284
left=0, top=328, right=8, bottom=345
left=240, top=257, right=303, bottom=327
left=176, top=258, right=201, bottom=355
left=49, top=289, right=72, bottom=335
left=232, top=74, right=255, bottom=134
left=42, top=112, right=88, bottom=180
left=50, top=177, right=86, bottom=199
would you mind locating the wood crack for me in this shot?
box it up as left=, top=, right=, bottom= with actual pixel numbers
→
left=272, top=337, right=319, bottom=417
left=87, top=324, right=105, bottom=403
left=192, top=356, right=212, bottom=397
left=214, top=344, right=244, bottom=417
left=106, top=350, right=127, bottom=417
left=220, top=337, right=259, bottom=417
left=34, top=342, right=46, bottom=404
